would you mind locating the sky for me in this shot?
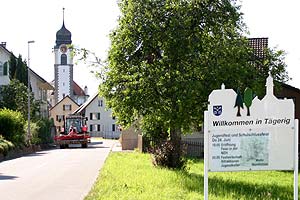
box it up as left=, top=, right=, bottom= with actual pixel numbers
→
left=1, top=0, right=120, bottom=95
left=1, top=0, right=299, bottom=95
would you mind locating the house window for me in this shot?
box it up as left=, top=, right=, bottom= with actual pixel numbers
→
left=63, top=93, right=65, bottom=98
left=61, top=54, right=67, bottom=65
left=90, top=124, right=100, bottom=132
left=38, top=90, right=42, bottom=100
left=112, top=124, right=116, bottom=132
left=90, top=113, right=100, bottom=120
left=63, top=104, right=72, bottom=111
left=98, top=99, right=103, bottom=107
left=56, top=115, right=65, bottom=122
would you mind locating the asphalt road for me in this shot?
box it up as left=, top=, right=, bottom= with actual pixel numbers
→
left=0, top=139, right=116, bottom=200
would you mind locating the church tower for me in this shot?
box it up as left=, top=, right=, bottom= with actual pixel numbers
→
left=54, top=8, right=73, bottom=104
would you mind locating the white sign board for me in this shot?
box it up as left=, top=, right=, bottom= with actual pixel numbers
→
left=206, top=75, right=295, bottom=172
left=204, top=75, right=298, bottom=200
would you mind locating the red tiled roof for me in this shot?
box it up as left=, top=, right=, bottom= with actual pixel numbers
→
left=50, top=80, right=87, bottom=96
left=73, top=81, right=86, bottom=96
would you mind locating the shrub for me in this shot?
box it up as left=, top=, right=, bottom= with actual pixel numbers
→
left=0, top=108, right=26, bottom=146
left=26, top=121, right=41, bottom=145
left=37, top=118, right=54, bottom=144
left=0, top=135, right=15, bottom=156
left=23, top=118, right=54, bottom=145
left=152, top=140, right=186, bottom=169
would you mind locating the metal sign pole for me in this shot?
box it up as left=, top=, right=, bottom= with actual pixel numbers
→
left=204, top=111, right=209, bottom=200
left=294, top=119, right=298, bottom=200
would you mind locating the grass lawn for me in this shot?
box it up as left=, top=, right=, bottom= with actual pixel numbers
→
left=85, top=152, right=297, bottom=200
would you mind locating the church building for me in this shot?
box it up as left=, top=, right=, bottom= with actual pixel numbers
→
left=49, top=9, right=89, bottom=107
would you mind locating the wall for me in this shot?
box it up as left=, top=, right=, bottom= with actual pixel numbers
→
left=276, top=83, right=300, bottom=148
left=0, top=47, right=11, bottom=86
left=54, top=47, right=73, bottom=104
left=49, top=96, right=79, bottom=133
left=85, top=96, right=120, bottom=138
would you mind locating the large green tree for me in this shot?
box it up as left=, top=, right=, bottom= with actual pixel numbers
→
left=0, top=79, right=39, bottom=120
left=100, top=0, right=288, bottom=167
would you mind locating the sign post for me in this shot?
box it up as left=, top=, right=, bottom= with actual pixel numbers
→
left=204, top=111, right=208, bottom=200
left=294, top=119, right=298, bottom=200
left=204, top=75, right=298, bottom=200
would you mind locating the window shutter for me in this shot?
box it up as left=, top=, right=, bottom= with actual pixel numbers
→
left=90, top=113, right=93, bottom=120
left=97, top=113, right=100, bottom=120
left=3, top=63, right=8, bottom=76
left=90, top=125, right=93, bottom=131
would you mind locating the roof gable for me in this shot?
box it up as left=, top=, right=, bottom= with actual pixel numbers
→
left=0, top=44, right=12, bottom=57
left=73, top=93, right=100, bottom=114
left=29, top=68, right=54, bottom=90
left=50, top=95, right=79, bottom=111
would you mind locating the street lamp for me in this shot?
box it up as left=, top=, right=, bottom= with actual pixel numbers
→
left=27, top=40, right=34, bottom=144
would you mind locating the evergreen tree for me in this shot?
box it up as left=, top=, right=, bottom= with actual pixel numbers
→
left=9, top=54, right=28, bottom=86
left=0, top=79, right=39, bottom=120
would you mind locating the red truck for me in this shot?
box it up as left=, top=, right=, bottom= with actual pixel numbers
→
left=54, top=115, right=90, bottom=148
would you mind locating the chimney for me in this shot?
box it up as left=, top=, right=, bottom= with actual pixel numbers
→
left=0, top=42, right=7, bottom=48
left=84, top=86, right=88, bottom=96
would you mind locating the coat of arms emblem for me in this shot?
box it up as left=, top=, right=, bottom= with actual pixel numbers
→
left=213, top=105, right=222, bottom=116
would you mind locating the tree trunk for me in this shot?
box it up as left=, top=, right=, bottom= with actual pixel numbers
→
left=169, top=126, right=182, bottom=168
left=247, top=106, right=250, bottom=116
left=237, top=106, right=241, bottom=117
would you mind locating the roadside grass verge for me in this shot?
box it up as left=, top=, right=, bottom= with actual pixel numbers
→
left=85, top=152, right=296, bottom=200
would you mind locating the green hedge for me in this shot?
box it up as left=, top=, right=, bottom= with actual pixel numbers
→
left=0, top=135, right=15, bottom=156
left=0, top=108, right=26, bottom=146
left=37, top=118, right=54, bottom=144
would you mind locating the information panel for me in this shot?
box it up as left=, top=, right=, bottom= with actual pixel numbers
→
left=206, top=75, right=295, bottom=172
left=204, top=75, right=298, bottom=200
left=210, top=131, right=269, bottom=169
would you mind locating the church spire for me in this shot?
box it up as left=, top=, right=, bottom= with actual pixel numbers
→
left=55, top=7, right=72, bottom=48
left=62, top=7, right=65, bottom=26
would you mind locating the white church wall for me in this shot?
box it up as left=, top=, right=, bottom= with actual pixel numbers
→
left=57, top=65, right=71, bottom=101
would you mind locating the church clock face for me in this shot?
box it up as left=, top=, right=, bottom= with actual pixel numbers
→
left=60, top=44, right=68, bottom=53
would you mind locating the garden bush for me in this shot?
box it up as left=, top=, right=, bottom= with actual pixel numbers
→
left=26, top=121, right=41, bottom=145
left=37, top=118, right=54, bottom=144
left=0, top=135, right=14, bottom=156
left=23, top=118, right=54, bottom=145
left=0, top=108, right=26, bottom=146
left=152, top=140, right=186, bottom=169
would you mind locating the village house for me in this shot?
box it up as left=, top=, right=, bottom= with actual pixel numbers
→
left=74, top=93, right=121, bottom=139
left=0, top=42, right=53, bottom=118
left=49, top=95, right=79, bottom=133
left=0, top=42, right=11, bottom=86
